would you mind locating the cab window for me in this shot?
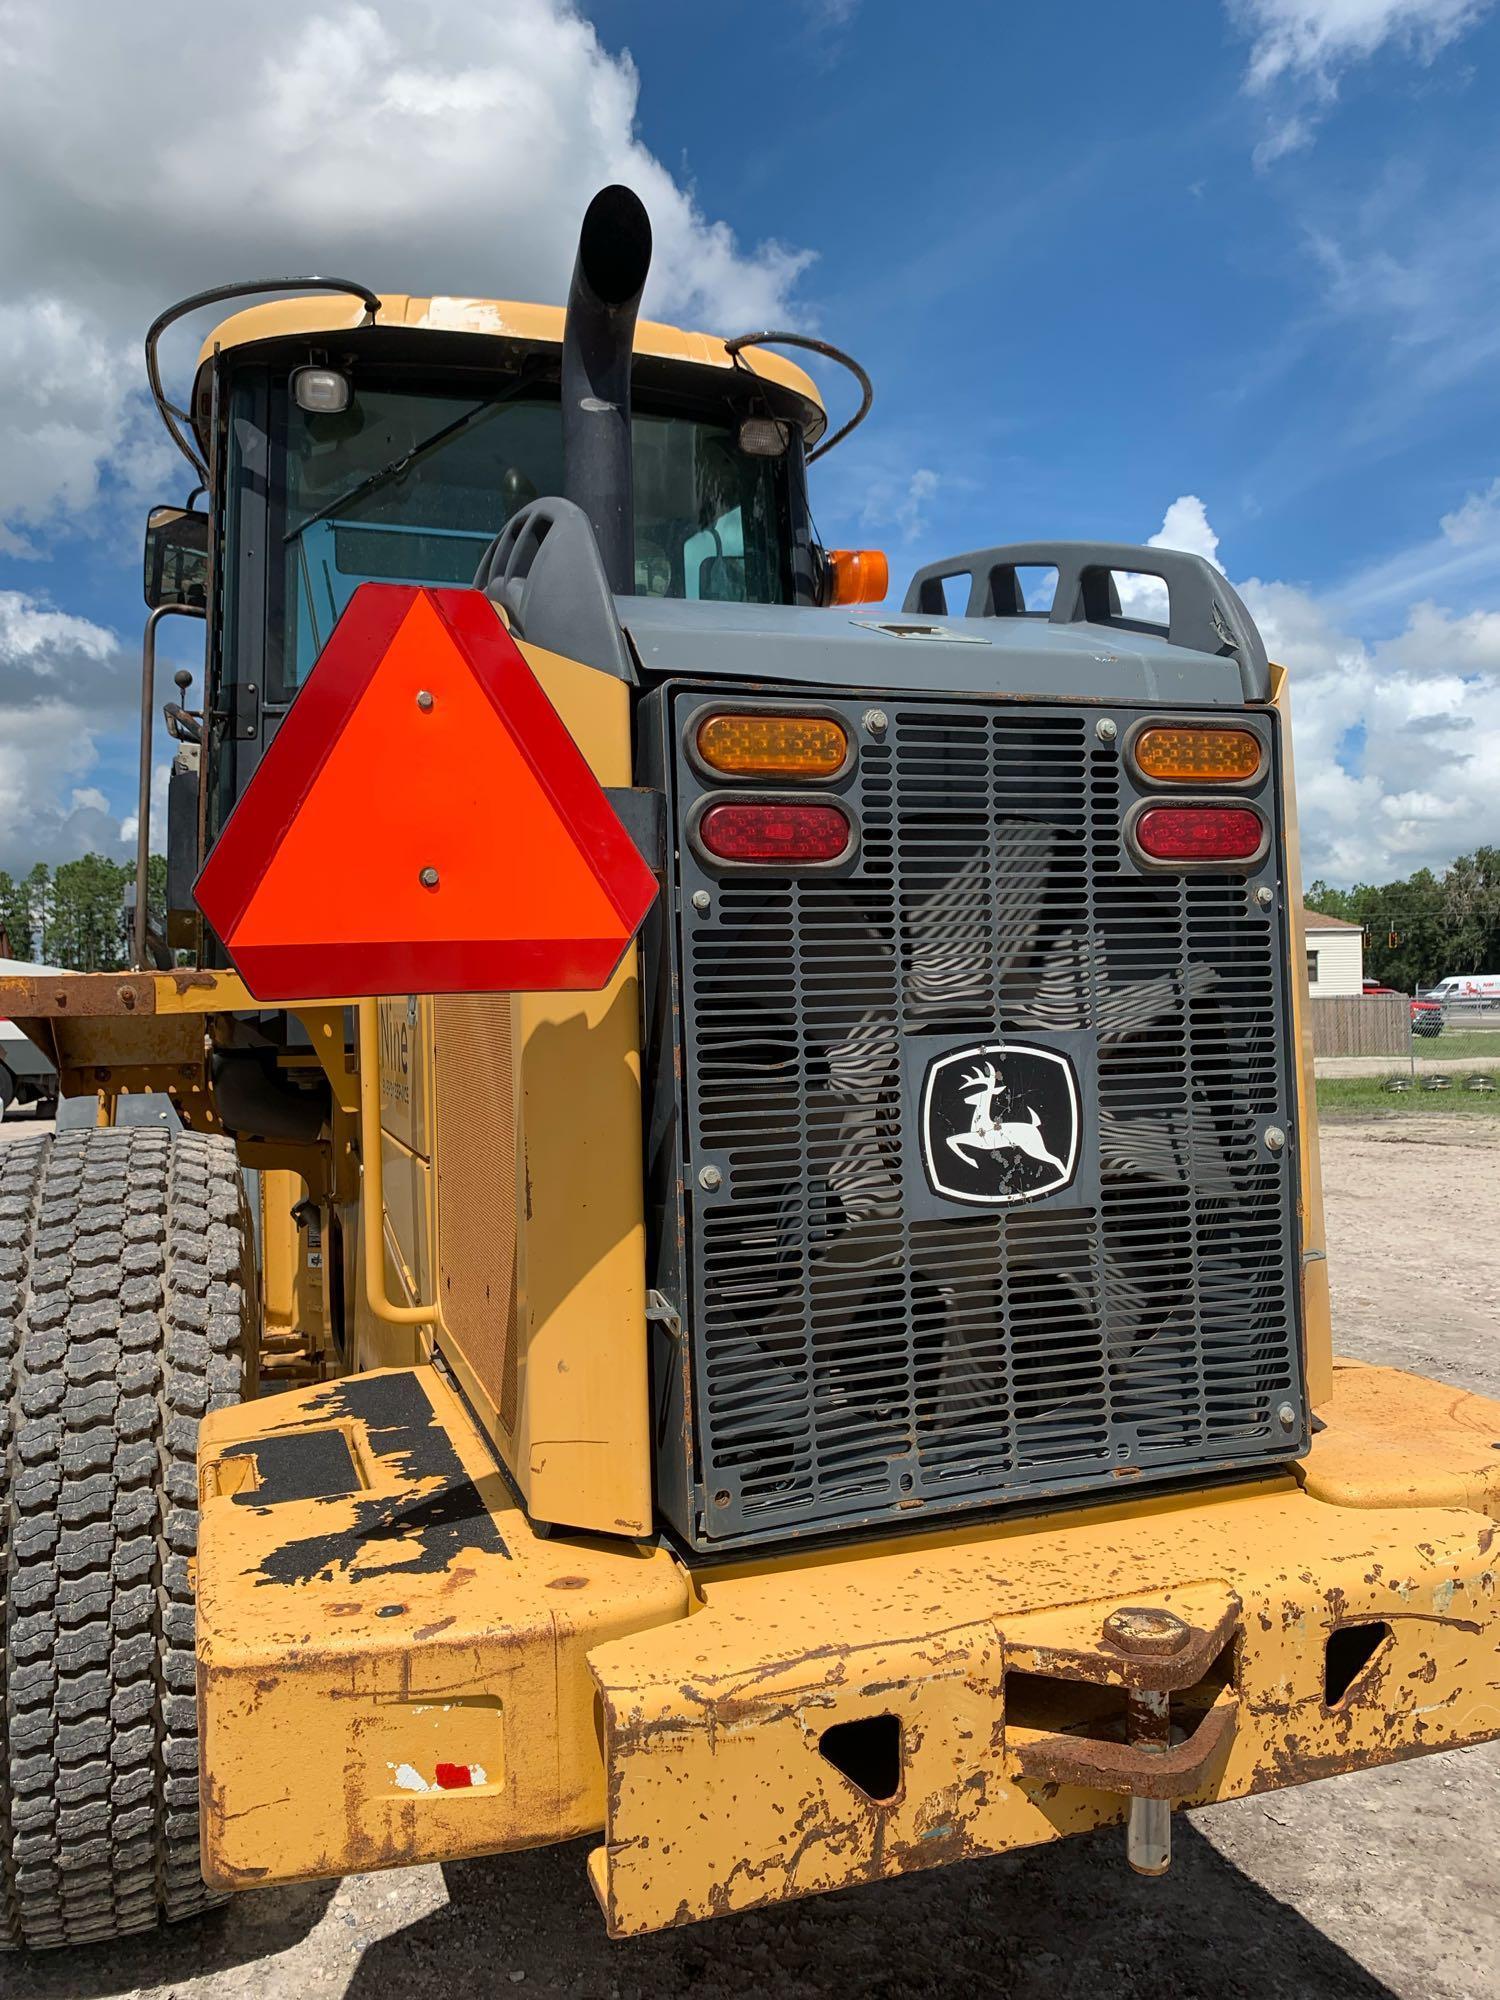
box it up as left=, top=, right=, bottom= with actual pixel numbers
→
left=256, top=374, right=792, bottom=693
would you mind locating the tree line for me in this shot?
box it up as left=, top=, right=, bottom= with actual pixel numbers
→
left=1306, top=847, right=1500, bottom=993
left=5, top=846, right=1496, bottom=989
left=0, top=856, right=167, bottom=972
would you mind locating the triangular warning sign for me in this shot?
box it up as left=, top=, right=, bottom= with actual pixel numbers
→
left=195, top=584, right=658, bottom=1002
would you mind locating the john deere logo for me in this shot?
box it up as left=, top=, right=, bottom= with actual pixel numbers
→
left=920, top=1043, right=1079, bottom=1206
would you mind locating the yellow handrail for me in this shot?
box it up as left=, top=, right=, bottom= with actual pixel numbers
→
left=356, top=997, right=438, bottom=1326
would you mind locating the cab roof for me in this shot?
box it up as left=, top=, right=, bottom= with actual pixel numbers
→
left=192, top=294, right=826, bottom=447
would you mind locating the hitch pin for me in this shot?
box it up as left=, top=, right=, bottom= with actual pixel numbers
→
left=1125, top=1686, right=1171, bottom=1877
left=1102, top=1607, right=1189, bottom=1880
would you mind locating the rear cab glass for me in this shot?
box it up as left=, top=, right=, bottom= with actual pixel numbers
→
left=237, top=370, right=799, bottom=698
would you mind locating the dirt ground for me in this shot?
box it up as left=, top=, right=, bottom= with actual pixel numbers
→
left=3, top=1108, right=1498, bottom=2000
left=1317, top=1052, right=1500, bottom=1077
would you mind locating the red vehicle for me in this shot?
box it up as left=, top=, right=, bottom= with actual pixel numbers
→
left=1363, top=981, right=1443, bottom=1037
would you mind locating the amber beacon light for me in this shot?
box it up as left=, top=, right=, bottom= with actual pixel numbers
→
left=825, top=548, right=889, bottom=605
left=1133, top=723, right=1262, bottom=783
left=695, top=712, right=850, bottom=778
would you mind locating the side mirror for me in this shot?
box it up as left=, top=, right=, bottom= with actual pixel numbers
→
left=143, top=505, right=209, bottom=611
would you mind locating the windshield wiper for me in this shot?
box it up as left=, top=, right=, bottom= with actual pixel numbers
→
left=285, top=362, right=548, bottom=541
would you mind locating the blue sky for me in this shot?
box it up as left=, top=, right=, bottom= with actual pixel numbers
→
left=2, top=0, right=1499, bottom=883
left=614, top=0, right=1500, bottom=602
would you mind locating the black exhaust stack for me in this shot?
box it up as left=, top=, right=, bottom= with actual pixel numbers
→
left=562, top=185, right=653, bottom=596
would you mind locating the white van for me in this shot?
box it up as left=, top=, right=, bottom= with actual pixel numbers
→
left=1422, top=973, right=1500, bottom=1003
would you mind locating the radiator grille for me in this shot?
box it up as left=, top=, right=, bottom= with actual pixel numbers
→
left=668, top=693, right=1303, bottom=1549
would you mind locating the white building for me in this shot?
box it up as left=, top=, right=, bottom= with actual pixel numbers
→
left=1302, top=907, right=1364, bottom=996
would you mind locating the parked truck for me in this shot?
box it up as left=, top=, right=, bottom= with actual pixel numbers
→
left=1, top=187, right=1497, bottom=1954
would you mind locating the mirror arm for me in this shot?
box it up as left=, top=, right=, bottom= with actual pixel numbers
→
left=134, top=604, right=205, bottom=970
left=163, top=703, right=202, bottom=746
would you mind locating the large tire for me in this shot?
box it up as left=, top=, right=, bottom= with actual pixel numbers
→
left=0, top=1126, right=253, bottom=1950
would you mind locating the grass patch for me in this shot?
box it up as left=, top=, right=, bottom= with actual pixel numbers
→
left=1420, top=1029, right=1500, bottom=1061
left=1317, top=1076, right=1500, bottom=1120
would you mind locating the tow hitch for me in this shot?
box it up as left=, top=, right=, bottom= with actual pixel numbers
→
left=1009, top=1601, right=1241, bottom=1878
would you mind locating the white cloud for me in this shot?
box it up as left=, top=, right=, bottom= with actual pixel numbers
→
left=1138, top=479, right=1500, bottom=881
left=1228, top=0, right=1494, bottom=159
left=895, top=469, right=940, bottom=542
left=0, top=0, right=814, bottom=547
left=0, top=590, right=138, bottom=870
left=1151, top=494, right=1222, bottom=569
left=0, top=301, right=142, bottom=556
left=1378, top=598, right=1500, bottom=673
left=1235, top=0, right=1489, bottom=87
left=118, top=760, right=170, bottom=851
left=1112, top=493, right=1224, bottom=623
left=0, top=702, right=133, bottom=867
left=1440, top=477, right=1500, bottom=546
left=860, top=467, right=941, bottom=545
left=0, top=591, right=118, bottom=667
left=0, top=0, right=819, bottom=857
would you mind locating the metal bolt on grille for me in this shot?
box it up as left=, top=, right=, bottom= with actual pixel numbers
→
left=656, top=692, right=1304, bottom=1549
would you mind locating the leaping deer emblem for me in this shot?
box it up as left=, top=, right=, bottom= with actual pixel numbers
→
left=946, top=1060, right=1068, bottom=1179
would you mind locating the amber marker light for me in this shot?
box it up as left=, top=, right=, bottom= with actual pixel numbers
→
left=1133, top=724, right=1262, bottom=784
left=695, top=712, right=850, bottom=779
left=826, top=548, right=889, bottom=605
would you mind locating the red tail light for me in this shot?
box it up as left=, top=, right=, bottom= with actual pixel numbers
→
left=697, top=800, right=852, bottom=865
left=1135, top=804, right=1265, bottom=864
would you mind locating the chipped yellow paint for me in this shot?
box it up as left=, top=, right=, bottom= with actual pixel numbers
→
left=196, top=1366, right=690, bottom=1890
left=590, top=1465, right=1500, bottom=1934
left=198, top=1360, right=1500, bottom=1930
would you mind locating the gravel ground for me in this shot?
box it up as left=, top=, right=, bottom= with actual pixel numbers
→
left=2, top=1107, right=1497, bottom=2000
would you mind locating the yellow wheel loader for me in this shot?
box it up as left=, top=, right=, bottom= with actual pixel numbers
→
left=1, top=185, right=1496, bottom=1951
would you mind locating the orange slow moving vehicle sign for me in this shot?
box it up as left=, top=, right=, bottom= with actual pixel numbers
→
left=194, top=584, right=658, bottom=1002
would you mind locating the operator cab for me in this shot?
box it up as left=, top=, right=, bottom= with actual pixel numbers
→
left=231, top=333, right=823, bottom=703
left=139, top=277, right=870, bottom=962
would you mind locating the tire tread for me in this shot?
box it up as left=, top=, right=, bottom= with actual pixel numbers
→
left=1, top=1128, right=250, bottom=1949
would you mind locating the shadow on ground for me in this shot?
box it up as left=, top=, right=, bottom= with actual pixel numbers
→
left=341, top=1821, right=1394, bottom=2000
left=2, top=1880, right=337, bottom=1999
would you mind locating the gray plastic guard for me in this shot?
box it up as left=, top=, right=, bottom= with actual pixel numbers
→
left=474, top=497, right=634, bottom=683
left=903, top=541, right=1270, bottom=703
left=619, top=597, right=1253, bottom=706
